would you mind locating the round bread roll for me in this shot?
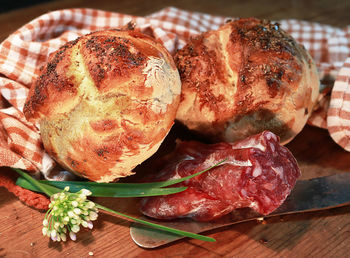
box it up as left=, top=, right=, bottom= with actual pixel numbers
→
left=175, top=18, right=319, bottom=144
left=24, top=29, right=181, bottom=182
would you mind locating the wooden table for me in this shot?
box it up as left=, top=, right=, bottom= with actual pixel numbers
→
left=1, top=0, right=350, bottom=257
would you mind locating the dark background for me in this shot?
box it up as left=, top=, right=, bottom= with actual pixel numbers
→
left=0, top=0, right=52, bottom=13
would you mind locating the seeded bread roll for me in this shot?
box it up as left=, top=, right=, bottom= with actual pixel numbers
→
left=175, top=18, right=319, bottom=144
left=24, top=29, right=181, bottom=182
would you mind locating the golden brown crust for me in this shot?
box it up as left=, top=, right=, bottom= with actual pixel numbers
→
left=24, top=39, right=79, bottom=120
left=24, top=29, right=181, bottom=182
left=175, top=18, right=319, bottom=144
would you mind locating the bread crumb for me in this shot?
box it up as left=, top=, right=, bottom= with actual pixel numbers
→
left=256, top=217, right=264, bottom=222
left=89, top=251, right=94, bottom=256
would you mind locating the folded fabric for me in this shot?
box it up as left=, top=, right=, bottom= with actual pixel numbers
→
left=0, top=7, right=349, bottom=181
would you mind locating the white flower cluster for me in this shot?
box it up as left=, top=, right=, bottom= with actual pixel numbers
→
left=42, top=186, right=98, bottom=242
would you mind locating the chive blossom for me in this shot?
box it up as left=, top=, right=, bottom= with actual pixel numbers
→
left=42, top=186, right=98, bottom=242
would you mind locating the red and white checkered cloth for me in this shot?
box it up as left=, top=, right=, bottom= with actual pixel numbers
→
left=0, top=7, right=349, bottom=178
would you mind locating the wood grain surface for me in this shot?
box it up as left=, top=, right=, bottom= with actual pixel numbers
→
left=1, top=0, right=350, bottom=257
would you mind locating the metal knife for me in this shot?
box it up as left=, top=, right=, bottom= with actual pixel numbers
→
left=130, top=173, right=350, bottom=248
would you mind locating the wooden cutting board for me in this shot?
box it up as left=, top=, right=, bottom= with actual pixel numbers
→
left=0, top=125, right=350, bottom=257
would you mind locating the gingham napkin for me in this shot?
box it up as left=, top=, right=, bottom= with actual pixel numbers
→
left=0, top=7, right=349, bottom=179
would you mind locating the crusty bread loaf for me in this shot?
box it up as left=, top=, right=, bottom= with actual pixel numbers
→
left=175, top=18, right=319, bottom=144
left=24, top=29, right=181, bottom=182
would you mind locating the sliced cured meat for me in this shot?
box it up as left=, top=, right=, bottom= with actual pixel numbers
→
left=140, top=131, right=301, bottom=221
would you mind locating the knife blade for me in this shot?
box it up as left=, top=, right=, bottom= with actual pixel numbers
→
left=130, top=173, right=350, bottom=248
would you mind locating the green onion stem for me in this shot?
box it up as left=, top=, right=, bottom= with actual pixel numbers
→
left=16, top=177, right=188, bottom=198
left=155, top=158, right=227, bottom=187
left=15, top=159, right=227, bottom=198
left=13, top=168, right=54, bottom=196
left=96, top=204, right=215, bottom=242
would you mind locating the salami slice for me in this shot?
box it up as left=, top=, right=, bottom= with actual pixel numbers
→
left=140, top=131, right=301, bottom=221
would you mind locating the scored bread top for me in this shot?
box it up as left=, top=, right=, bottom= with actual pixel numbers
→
left=175, top=18, right=319, bottom=144
left=24, top=29, right=181, bottom=182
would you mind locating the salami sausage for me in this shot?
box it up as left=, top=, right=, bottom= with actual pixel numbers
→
left=140, top=131, right=301, bottom=221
